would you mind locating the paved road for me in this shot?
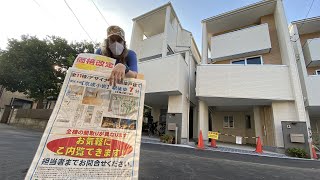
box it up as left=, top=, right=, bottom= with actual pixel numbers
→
left=1, top=124, right=320, bottom=180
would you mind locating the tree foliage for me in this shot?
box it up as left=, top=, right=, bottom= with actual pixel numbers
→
left=0, top=35, right=97, bottom=104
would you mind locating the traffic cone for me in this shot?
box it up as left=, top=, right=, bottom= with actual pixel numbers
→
left=211, top=139, right=217, bottom=148
left=255, top=136, right=263, bottom=153
left=312, top=145, right=318, bottom=159
left=197, top=130, right=204, bottom=150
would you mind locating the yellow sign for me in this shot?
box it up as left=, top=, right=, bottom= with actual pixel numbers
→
left=73, top=54, right=115, bottom=73
left=208, top=131, right=219, bottom=140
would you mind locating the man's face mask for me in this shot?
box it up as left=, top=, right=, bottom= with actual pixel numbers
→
left=109, top=41, right=124, bottom=56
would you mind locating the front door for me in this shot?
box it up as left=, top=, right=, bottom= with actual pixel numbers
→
left=0, top=105, right=12, bottom=123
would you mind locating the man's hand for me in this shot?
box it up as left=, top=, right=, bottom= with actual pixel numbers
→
left=109, top=63, right=126, bottom=86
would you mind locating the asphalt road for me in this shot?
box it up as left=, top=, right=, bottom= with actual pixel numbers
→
left=1, top=123, right=320, bottom=180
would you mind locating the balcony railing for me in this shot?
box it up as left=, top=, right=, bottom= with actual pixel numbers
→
left=196, top=64, right=294, bottom=100
left=303, top=38, right=320, bottom=67
left=305, top=75, right=320, bottom=106
left=139, top=53, right=188, bottom=94
left=211, top=23, right=271, bottom=61
left=139, top=33, right=164, bottom=60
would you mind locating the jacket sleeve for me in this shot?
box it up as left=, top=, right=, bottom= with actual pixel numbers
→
left=127, top=50, right=138, bottom=72
left=95, top=48, right=102, bottom=55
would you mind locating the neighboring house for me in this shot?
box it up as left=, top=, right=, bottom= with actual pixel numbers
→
left=130, top=3, right=201, bottom=143
left=290, top=17, right=320, bottom=144
left=197, top=0, right=310, bottom=152
left=0, top=85, right=56, bottom=123
left=0, top=85, right=33, bottom=123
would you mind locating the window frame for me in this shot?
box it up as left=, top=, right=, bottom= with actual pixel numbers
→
left=223, top=116, right=234, bottom=128
left=315, top=69, right=320, bottom=75
left=230, top=55, right=264, bottom=65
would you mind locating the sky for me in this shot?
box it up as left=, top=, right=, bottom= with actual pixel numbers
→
left=0, top=0, right=319, bottom=51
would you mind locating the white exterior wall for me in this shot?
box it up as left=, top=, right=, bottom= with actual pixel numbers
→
left=290, top=23, right=320, bottom=107
left=167, top=18, right=178, bottom=49
left=196, top=65, right=294, bottom=100
left=274, top=0, right=309, bottom=125
left=289, top=25, right=309, bottom=105
left=211, top=23, right=272, bottom=61
left=272, top=101, right=298, bottom=147
left=130, top=21, right=143, bottom=57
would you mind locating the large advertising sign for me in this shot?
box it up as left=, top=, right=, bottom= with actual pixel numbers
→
left=25, top=54, right=146, bottom=180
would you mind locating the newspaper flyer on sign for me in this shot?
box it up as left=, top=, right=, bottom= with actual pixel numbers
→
left=25, top=54, right=146, bottom=180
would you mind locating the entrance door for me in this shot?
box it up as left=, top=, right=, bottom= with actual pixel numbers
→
left=260, top=106, right=275, bottom=146
left=189, top=106, right=193, bottom=139
left=0, top=105, right=12, bottom=123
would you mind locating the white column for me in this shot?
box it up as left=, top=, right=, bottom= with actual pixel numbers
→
left=253, top=106, right=263, bottom=143
left=162, top=5, right=171, bottom=58
left=151, top=106, right=160, bottom=123
left=198, top=100, right=208, bottom=141
left=129, top=21, right=143, bottom=56
left=201, top=22, right=208, bottom=64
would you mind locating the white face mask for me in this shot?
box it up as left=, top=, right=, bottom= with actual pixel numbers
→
left=109, top=42, right=124, bottom=56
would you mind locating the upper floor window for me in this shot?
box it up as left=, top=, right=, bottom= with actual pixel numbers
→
left=231, top=56, right=263, bottom=65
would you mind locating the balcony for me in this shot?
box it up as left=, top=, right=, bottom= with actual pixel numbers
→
left=196, top=64, right=294, bottom=104
left=211, top=23, right=271, bottom=61
left=303, top=38, right=320, bottom=67
left=139, top=33, right=164, bottom=61
left=305, top=75, right=320, bottom=106
left=139, top=53, right=188, bottom=95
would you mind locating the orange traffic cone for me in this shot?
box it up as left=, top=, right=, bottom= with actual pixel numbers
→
left=197, top=130, right=204, bottom=150
left=312, top=145, right=318, bottom=159
left=211, top=139, right=217, bottom=148
left=255, top=136, right=263, bottom=153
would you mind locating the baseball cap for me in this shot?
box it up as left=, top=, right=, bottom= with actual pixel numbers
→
left=107, top=25, right=125, bottom=41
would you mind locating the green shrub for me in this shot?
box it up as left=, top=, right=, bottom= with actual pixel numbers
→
left=286, top=148, right=308, bottom=158
left=160, top=134, right=174, bottom=144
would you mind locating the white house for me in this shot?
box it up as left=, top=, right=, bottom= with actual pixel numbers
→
left=197, top=0, right=310, bottom=152
left=130, top=3, right=201, bottom=143
left=290, top=16, right=320, bottom=145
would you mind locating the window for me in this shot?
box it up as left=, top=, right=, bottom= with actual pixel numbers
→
left=247, top=57, right=262, bottom=64
left=315, top=70, right=320, bottom=75
left=231, top=56, right=263, bottom=65
left=245, top=115, right=251, bottom=129
left=232, top=60, right=245, bottom=64
left=223, top=116, right=234, bottom=128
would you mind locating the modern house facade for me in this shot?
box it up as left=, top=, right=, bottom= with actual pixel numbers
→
left=197, top=0, right=310, bottom=151
left=290, top=17, right=320, bottom=145
left=130, top=3, right=201, bottom=143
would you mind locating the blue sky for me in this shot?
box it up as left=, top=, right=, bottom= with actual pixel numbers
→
left=0, top=0, right=319, bottom=50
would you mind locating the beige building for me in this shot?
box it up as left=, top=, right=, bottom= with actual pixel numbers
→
left=129, top=0, right=312, bottom=152
left=0, top=85, right=33, bottom=123
left=290, top=17, right=320, bottom=145
left=197, top=0, right=310, bottom=152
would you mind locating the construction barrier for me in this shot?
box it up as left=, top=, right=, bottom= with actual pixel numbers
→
left=204, top=131, right=263, bottom=152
